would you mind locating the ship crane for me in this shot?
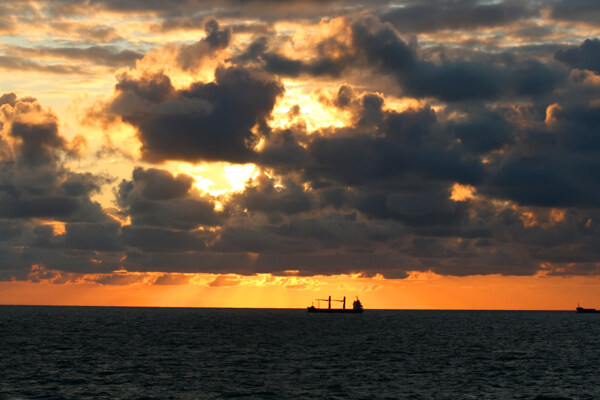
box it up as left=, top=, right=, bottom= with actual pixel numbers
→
left=315, top=296, right=346, bottom=310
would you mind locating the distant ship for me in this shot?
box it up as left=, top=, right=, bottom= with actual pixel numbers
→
left=307, top=296, right=363, bottom=313
left=576, top=305, right=599, bottom=313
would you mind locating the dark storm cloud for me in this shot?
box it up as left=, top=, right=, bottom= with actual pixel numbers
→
left=349, top=17, right=566, bottom=102
left=60, top=172, right=110, bottom=197
left=229, top=36, right=269, bottom=64
left=121, top=226, right=210, bottom=252
left=212, top=226, right=313, bottom=255
left=59, top=222, right=123, bottom=251
left=449, top=111, right=514, bottom=154
left=547, top=0, right=600, bottom=24
left=380, top=0, right=536, bottom=33
left=0, top=220, right=22, bottom=241
left=117, top=167, right=224, bottom=229
left=238, top=16, right=565, bottom=102
left=120, top=196, right=223, bottom=230
left=123, top=245, right=411, bottom=277
left=130, top=167, right=194, bottom=201
left=232, top=174, right=314, bottom=216
left=0, top=196, right=82, bottom=220
left=233, top=28, right=355, bottom=79
left=293, top=99, right=485, bottom=187
left=0, top=165, right=110, bottom=222
left=7, top=45, right=144, bottom=67
left=358, top=190, right=468, bottom=228
left=107, top=66, right=284, bottom=163
left=528, top=226, right=600, bottom=264
left=113, top=70, right=175, bottom=104
left=257, top=126, right=310, bottom=170
left=483, top=103, right=600, bottom=209
left=0, top=94, right=116, bottom=279
left=555, top=39, right=600, bottom=74
left=122, top=251, right=255, bottom=273
left=270, top=212, right=396, bottom=250
left=489, top=157, right=580, bottom=208
left=261, top=52, right=351, bottom=78
left=0, top=95, right=110, bottom=222
left=9, top=121, right=66, bottom=166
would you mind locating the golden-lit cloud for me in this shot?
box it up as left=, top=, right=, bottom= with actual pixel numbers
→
left=450, top=183, right=476, bottom=202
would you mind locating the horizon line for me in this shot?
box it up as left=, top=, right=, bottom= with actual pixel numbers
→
left=0, top=303, right=581, bottom=311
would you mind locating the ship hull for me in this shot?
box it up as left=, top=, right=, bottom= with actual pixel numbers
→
left=576, top=307, right=599, bottom=313
left=307, top=307, right=363, bottom=313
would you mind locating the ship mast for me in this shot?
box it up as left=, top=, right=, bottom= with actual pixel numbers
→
left=315, top=296, right=346, bottom=309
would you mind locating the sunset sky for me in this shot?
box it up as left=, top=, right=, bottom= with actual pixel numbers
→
left=1, top=0, right=599, bottom=309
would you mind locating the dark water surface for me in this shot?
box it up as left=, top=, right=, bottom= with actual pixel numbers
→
left=1, top=307, right=599, bottom=399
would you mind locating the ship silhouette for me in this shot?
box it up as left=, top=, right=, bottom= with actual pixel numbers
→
left=307, top=296, right=363, bottom=313
left=576, top=304, right=599, bottom=313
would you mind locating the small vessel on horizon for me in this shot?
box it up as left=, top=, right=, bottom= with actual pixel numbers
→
left=307, top=296, right=363, bottom=313
left=576, top=304, right=599, bottom=313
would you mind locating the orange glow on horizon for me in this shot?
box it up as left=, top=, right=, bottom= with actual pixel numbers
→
left=1, top=272, right=599, bottom=310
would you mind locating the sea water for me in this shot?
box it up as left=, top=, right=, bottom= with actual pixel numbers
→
left=1, top=306, right=599, bottom=399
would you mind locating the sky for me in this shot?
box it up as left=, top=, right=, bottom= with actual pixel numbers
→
left=1, top=0, right=599, bottom=309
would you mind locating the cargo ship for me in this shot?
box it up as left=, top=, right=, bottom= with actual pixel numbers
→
left=576, top=305, right=599, bottom=313
left=307, top=296, right=363, bottom=313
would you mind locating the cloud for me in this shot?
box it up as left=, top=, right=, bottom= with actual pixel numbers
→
left=481, top=103, right=600, bottom=209
left=231, top=174, right=314, bottom=216
left=547, top=0, right=600, bottom=24
left=0, top=94, right=115, bottom=278
left=9, top=121, right=66, bottom=166
left=208, top=274, right=241, bottom=287
left=51, top=22, right=123, bottom=42
left=6, top=45, right=143, bottom=67
left=42, top=0, right=393, bottom=21
left=105, top=67, right=284, bottom=163
left=3, top=3, right=600, bottom=282
left=350, top=17, right=566, bottom=102
left=0, top=55, right=87, bottom=74
left=176, top=19, right=232, bottom=71
left=53, top=222, right=123, bottom=251
left=280, top=94, right=487, bottom=188
left=121, top=226, right=211, bottom=252
left=0, top=93, right=17, bottom=107
left=92, top=272, right=148, bottom=285
left=449, top=110, right=514, bottom=154
left=117, top=167, right=224, bottom=229
left=555, top=39, right=600, bottom=74
left=153, top=273, right=191, bottom=285
left=130, top=167, right=194, bottom=201
left=236, top=16, right=565, bottom=102
left=0, top=95, right=110, bottom=222
left=380, top=0, right=536, bottom=33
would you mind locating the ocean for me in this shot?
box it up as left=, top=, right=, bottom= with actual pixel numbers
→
left=1, top=306, right=599, bottom=399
